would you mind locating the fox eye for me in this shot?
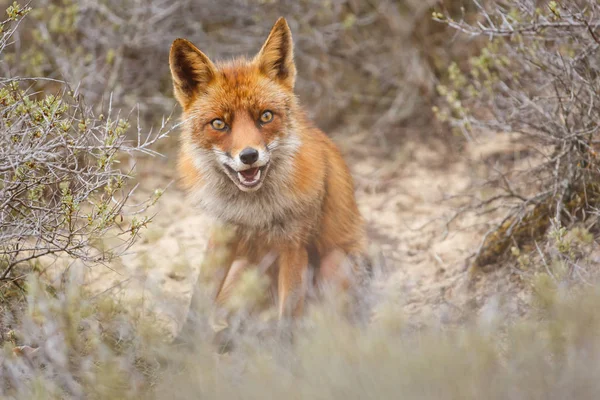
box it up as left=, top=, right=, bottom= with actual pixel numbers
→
left=260, top=110, right=273, bottom=124
left=211, top=119, right=227, bottom=131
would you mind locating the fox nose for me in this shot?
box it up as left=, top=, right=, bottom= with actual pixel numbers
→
left=239, top=147, right=259, bottom=165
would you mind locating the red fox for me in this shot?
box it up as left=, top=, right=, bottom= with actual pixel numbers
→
left=169, top=17, right=369, bottom=321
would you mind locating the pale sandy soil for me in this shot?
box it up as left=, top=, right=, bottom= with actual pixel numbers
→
left=41, top=132, right=532, bottom=337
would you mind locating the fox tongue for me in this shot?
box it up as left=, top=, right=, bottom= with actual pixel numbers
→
left=237, top=168, right=261, bottom=185
left=239, top=168, right=259, bottom=179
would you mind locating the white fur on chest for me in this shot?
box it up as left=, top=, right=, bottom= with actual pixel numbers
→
left=195, top=181, right=303, bottom=228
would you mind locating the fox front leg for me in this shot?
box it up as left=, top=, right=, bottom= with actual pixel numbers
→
left=174, top=226, right=238, bottom=344
left=197, top=226, right=238, bottom=334
left=277, top=246, right=309, bottom=319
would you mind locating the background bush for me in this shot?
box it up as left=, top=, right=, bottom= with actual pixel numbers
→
left=2, top=0, right=468, bottom=140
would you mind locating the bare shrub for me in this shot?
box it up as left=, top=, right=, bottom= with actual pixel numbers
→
left=435, top=0, right=600, bottom=269
left=0, top=4, right=170, bottom=285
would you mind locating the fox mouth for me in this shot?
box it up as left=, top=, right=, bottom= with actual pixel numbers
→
left=224, top=163, right=269, bottom=191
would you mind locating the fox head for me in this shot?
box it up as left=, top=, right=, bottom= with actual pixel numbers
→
left=169, top=17, right=301, bottom=193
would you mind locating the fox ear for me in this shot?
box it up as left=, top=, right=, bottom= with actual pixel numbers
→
left=169, top=38, right=217, bottom=109
left=255, top=17, right=296, bottom=90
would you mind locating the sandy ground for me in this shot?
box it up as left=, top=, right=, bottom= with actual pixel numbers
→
left=41, top=132, right=531, bottom=337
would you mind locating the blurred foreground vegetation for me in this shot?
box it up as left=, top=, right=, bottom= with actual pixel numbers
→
left=4, top=268, right=600, bottom=399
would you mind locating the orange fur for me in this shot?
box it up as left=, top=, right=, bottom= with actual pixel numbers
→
left=170, top=17, right=368, bottom=321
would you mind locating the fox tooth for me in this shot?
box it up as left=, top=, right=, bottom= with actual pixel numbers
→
left=237, top=172, right=244, bottom=182
left=255, top=169, right=261, bottom=181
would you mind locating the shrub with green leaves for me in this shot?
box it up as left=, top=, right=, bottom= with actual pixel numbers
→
left=0, top=4, right=169, bottom=287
